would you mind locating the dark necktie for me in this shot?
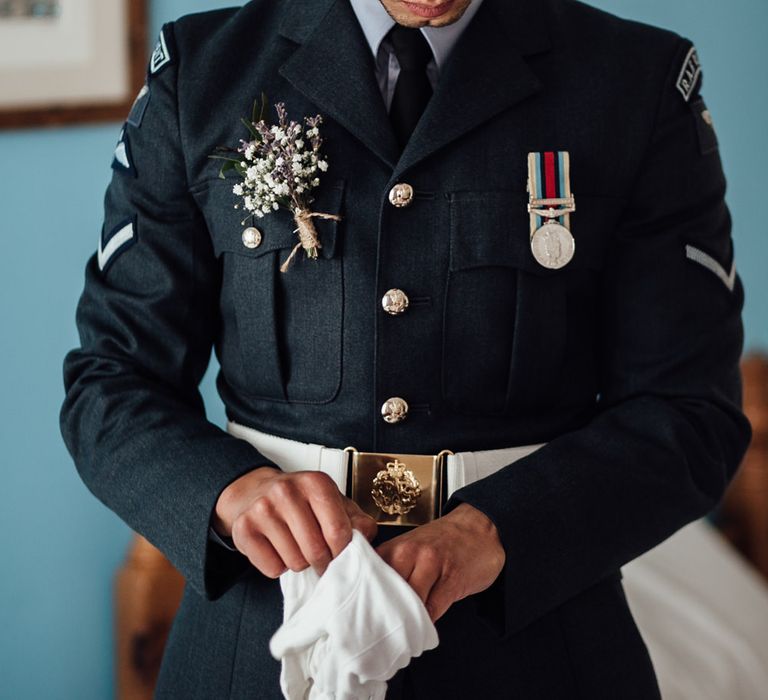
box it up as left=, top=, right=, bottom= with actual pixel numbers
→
left=387, top=25, right=434, bottom=147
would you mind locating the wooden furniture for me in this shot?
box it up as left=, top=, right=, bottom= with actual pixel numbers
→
left=719, top=354, right=768, bottom=579
left=114, top=537, right=184, bottom=700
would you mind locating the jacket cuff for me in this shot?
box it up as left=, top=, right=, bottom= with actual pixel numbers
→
left=208, top=525, right=238, bottom=552
left=443, top=492, right=508, bottom=637
left=198, top=446, right=282, bottom=600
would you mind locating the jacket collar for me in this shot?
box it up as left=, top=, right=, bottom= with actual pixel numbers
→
left=347, top=0, right=486, bottom=71
left=278, top=0, right=552, bottom=173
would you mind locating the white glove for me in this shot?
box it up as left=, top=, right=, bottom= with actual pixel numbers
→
left=270, top=529, right=439, bottom=700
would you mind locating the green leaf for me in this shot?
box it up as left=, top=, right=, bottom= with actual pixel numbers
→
left=240, top=117, right=259, bottom=139
left=206, top=154, right=241, bottom=179
left=208, top=154, right=241, bottom=164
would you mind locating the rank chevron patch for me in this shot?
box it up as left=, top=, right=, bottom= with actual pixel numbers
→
left=98, top=218, right=137, bottom=272
left=149, top=28, right=172, bottom=75
left=111, top=129, right=136, bottom=176
left=685, top=244, right=736, bottom=293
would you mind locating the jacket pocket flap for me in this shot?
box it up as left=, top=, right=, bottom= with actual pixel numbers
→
left=192, top=179, right=344, bottom=260
left=449, top=191, right=622, bottom=274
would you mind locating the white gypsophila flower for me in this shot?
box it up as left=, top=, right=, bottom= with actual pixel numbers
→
left=229, top=104, right=330, bottom=243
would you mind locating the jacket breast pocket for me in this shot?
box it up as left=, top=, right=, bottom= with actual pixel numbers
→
left=444, top=191, right=616, bottom=416
left=192, top=179, right=345, bottom=404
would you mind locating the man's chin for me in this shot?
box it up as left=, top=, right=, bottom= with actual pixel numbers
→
left=384, top=0, right=472, bottom=28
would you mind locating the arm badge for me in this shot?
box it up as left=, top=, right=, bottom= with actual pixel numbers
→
left=676, top=46, right=702, bottom=102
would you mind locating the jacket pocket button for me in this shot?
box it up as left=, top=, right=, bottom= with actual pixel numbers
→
left=241, top=227, right=262, bottom=249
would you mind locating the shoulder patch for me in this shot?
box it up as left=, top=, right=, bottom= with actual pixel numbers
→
left=111, top=128, right=137, bottom=176
left=99, top=217, right=137, bottom=272
left=676, top=46, right=702, bottom=102
left=150, top=28, right=173, bottom=76
left=127, top=84, right=150, bottom=128
left=690, top=96, right=719, bottom=156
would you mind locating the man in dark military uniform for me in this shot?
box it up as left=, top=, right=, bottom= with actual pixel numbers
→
left=61, top=0, right=751, bottom=697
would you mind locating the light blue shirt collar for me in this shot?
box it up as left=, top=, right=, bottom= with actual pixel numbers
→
left=348, top=0, right=485, bottom=70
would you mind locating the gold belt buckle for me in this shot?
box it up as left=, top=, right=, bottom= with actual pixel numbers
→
left=343, top=447, right=453, bottom=527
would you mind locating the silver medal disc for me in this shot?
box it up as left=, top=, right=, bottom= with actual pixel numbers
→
left=530, top=221, right=575, bottom=270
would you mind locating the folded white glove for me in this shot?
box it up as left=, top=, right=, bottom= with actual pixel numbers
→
left=270, top=530, right=439, bottom=700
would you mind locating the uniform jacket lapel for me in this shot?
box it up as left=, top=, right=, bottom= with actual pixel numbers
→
left=279, top=0, right=401, bottom=169
left=278, top=0, right=551, bottom=175
left=395, top=0, right=552, bottom=177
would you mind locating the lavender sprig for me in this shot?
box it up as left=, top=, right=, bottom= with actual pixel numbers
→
left=220, top=102, right=329, bottom=219
left=210, top=99, right=338, bottom=272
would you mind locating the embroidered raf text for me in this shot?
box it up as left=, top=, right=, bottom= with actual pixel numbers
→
left=676, top=47, right=702, bottom=102
left=150, top=29, right=172, bottom=75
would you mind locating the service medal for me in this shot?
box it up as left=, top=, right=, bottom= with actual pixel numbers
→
left=530, top=221, right=575, bottom=270
left=527, top=151, right=576, bottom=270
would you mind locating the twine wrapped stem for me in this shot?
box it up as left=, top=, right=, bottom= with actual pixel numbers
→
left=280, top=208, right=342, bottom=273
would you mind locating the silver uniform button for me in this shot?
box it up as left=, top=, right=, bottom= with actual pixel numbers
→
left=381, top=397, right=409, bottom=424
left=382, top=288, right=410, bottom=315
left=242, top=227, right=262, bottom=249
left=388, top=183, right=414, bottom=208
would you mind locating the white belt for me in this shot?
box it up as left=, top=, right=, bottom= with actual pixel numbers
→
left=228, top=420, right=544, bottom=515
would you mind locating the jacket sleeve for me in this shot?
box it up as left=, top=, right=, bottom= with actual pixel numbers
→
left=60, top=23, right=278, bottom=600
left=445, top=38, right=752, bottom=636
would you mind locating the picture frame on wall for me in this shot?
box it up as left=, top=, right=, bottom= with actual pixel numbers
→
left=0, top=0, right=147, bottom=129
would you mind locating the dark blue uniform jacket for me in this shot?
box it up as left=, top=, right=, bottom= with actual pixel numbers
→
left=61, top=0, right=752, bottom=697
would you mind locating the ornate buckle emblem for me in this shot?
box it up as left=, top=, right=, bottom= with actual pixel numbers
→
left=345, top=449, right=452, bottom=526
left=371, top=459, right=422, bottom=515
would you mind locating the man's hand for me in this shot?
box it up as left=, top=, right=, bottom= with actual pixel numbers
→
left=213, top=467, right=378, bottom=578
left=376, top=503, right=505, bottom=622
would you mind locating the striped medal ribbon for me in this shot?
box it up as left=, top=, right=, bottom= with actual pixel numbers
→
left=527, top=151, right=576, bottom=269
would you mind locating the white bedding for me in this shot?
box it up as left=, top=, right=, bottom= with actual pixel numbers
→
left=623, top=519, right=768, bottom=699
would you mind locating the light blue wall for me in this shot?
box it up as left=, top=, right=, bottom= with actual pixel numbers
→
left=0, top=3, right=237, bottom=698
left=0, top=1, right=765, bottom=698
